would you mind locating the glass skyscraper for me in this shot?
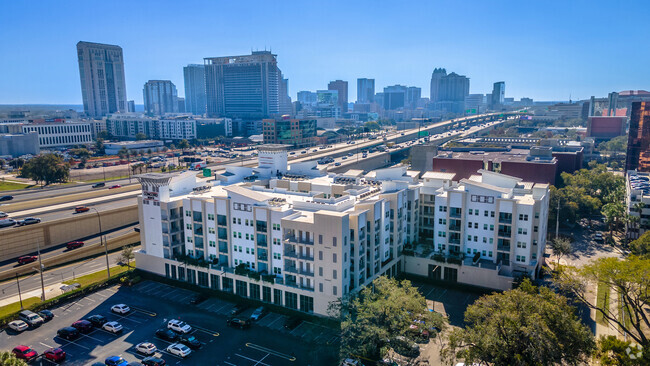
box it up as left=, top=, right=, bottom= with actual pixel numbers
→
left=77, top=41, right=127, bottom=117
left=143, top=80, right=178, bottom=116
left=183, top=64, right=206, bottom=116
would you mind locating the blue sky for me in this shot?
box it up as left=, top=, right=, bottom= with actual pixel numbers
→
left=1, top=0, right=648, bottom=104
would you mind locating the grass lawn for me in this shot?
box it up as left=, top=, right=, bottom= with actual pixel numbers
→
left=618, top=292, right=632, bottom=332
left=596, top=281, right=610, bottom=325
left=0, top=181, right=34, bottom=191
left=0, top=297, right=41, bottom=318
left=63, top=264, right=133, bottom=287
left=82, top=175, right=131, bottom=183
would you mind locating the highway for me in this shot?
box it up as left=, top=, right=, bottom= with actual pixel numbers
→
left=5, top=178, right=136, bottom=202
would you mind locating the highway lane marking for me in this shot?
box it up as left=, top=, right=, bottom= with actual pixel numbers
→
left=245, top=343, right=296, bottom=361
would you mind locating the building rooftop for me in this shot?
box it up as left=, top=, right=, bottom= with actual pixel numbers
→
left=422, top=171, right=456, bottom=180
left=435, top=149, right=557, bottom=164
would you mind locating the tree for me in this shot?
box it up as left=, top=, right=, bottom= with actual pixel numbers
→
left=178, top=139, right=190, bottom=152
left=95, top=138, right=105, bottom=155
left=332, top=276, right=445, bottom=361
left=598, top=135, right=628, bottom=153
left=602, top=201, right=625, bottom=238
left=443, top=279, right=595, bottom=366
left=135, top=133, right=148, bottom=141
left=554, top=256, right=650, bottom=347
left=117, top=146, right=129, bottom=160
left=20, top=154, right=70, bottom=185
left=595, top=335, right=648, bottom=365
left=0, top=351, right=29, bottom=366
left=630, top=231, right=650, bottom=257
left=550, top=237, right=572, bottom=268
left=147, top=148, right=152, bottom=155
left=117, top=246, right=135, bottom=268
left=97, top=130, right=110, bottom=139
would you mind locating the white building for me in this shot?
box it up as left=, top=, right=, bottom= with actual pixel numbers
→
left=134, top=148, right=549, bottom=316
left=21, top=122, right=93, bottom=148
left=106, top=114, right=196, bottom=140
left=625, top=170, right=650, bottom=239
left=105, top=140, right=165, bottom=155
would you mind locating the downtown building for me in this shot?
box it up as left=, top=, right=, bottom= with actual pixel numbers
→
left=143, top=80, right=179, bottom=116
left=105, top=114, right=196, bottom=140
left=134, top=148, right=549, bottom=316
left=183, top=64, right=207, bottom=116
left=77, top=41, right=128, bottom=118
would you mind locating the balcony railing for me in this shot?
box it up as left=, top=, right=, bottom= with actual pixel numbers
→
left=497, top=230, right=511, bottom=237
left=285, top=266, right=314, bottom=277
left=284, top=236, right=314, bottom=245
left=497, top=244, right=511, bottom=251
left=449, top=225, right=461, bottom=232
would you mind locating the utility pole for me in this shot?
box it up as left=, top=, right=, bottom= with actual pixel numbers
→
left=15, top=273, right=23, bottom=310
left=36, top=238, right=45, bottom=301
left=91, top=208, right=111, bottom=279
left=555, top=199, right=560, bottom=238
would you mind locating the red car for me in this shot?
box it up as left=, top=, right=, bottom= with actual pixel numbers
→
left=71, top=319, right=93, bottom=333
left=109, top=184, right=122, bottom=189
left=66, top=241, right=84, bottom=250
left=17, top=256, right=38, bottom=265
left=44, top=347, right=66, bottom=362
left=12, top=345, right=38, bottom=361
left=74, top=206, right=90, bottom=213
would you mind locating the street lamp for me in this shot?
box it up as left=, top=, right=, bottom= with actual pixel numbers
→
left=90, top=207, right=111, bottom=279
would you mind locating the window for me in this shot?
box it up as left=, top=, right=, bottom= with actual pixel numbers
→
left=467, top=235, right=472, bottom=241
left=299, top=295, right=313, bottom=313
left=186, top=211, right=192, bottom=217
left=319, top=283, right=323, bottom=292
left=467, top=221, right=472, bottom=228
left=474, top=236, right=478, bottom=242
left=488, top=251, right=493, bottom=257
left=489, top=238, right=493, bottom=244
left=232, top=217, right=236, bottom=224
left=208, top=227, right=215, bottom=234
left=535, top=212, right=540, bottom=219
left=319, top=235, right=323, bottom=244
left=319, top=267, right=323, bottom=276
left=333, top=286, right=337, bottom=296
left=186, top=224, right=191, bottom=230
left=263, top=286, right=271, bottom=302
left=207, top=214, right=214, bottom=221
left=491, top=211, right=495, bottom=217
left=467, top=248, right=471, bottom=254
left=273, top=289, right=282, bottom=305
left=489, top=225, right=494, bottom=231
left=285, top=292, right=298, bottom=309
left=534, top=226, right=538, bottom=233
left=532, top=253, right=537, bottom=260
left=209, top=240, right=216, bottom=247
left=483, top=224, right=488, bottom=230
left=439, top=206, right=447, bottom=212
left=333, top=253, right=337, bottom=263
left=333, top=270, right=337, bottom=279
left=474, top=223, right=478, bottom=229
left=333, top=237, right=337, bottom=246
left=469, top=209, right=473, bottom=215
left=319, top=251, right=323, bottom=260
left=483, top=237, right=487, bottom=243
left=484, top=210, right=488, bottom=217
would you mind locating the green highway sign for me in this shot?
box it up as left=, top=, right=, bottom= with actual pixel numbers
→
left=203, top=168, right=212, bottom=177
left=418, top=131, right=429, bottom=137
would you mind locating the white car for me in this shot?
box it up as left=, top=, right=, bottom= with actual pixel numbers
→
left=166, top=343, right=191, bottom=358
left=135, top=342, right=157, bottom=355
left=0, top=212, right=8, bottom=219
left=167, top=319, right=192, bottom=334
left=103, top=321, right=123, bottom=333
left=8, top=320, right=28, bottom=332
left=111, top=304, right=130, bottom=314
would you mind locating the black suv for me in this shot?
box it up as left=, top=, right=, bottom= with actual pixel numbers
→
left=142, top=356, right=166, bottom=366
left=155, top=328, right=179, bottom=342
left=226, top=317, right=251, bottom=329
left=57, top=326, right=80, bottom=340
left=85, top=314, right=108, bottom=327
left=179, top=334, right=202, bottom=349
left=92, top=182, right=105, bottom=188
left=229, top=304, right=248, bottom=316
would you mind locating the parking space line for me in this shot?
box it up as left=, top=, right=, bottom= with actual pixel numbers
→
left=215, top=304, right=231, bottom=313
left=130, top=306, right=157, bottom=317
left=57, top=337, right=90, bottom=350
left=191, top=324, right=220, bottom=337
left=40, top=342, right=54, bottom=348
left=235, top=353, right=271, bottom=366
left=158, top=348, right=186, bottom=360
left=425, top=287, right=436, bottom=298
left=177, top=294, right=194, bottom=303
left=224, top=361, right=237, bottom=366
left=79, top=332, right=105, bottom=342
left=245, top=343, right=296, bottom=361
left=289, top=321, right=306, bottom=335
left=266, top=315, right=283, bottom=328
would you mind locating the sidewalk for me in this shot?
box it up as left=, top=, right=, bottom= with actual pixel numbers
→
left=0, top=281, right=65, bottom=307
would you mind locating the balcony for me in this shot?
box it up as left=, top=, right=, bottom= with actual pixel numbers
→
left=497, top=230, right=511, bottom=237
left=449, top=225, right=461, bottom=232
left=497, top=244, right=511, bottom=251
left=283, top=236, right=314, bottom=245
left=285, top=266, right=314, bottom=277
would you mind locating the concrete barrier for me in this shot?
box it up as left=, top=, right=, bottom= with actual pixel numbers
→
left=0, top=231, right=140, bottom=282
left=0, top=205, right=138, bottom=262
left=2, top=185, right=140, bottom=213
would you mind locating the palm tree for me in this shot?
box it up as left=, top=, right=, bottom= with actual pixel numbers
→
left=0, top=351, right=28, bottom=366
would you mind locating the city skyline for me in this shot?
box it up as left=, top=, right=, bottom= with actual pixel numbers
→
left=2, top=0, right=650, bottom=105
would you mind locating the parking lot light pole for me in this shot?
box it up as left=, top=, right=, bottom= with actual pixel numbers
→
left=15, top=273, right=23, bottom=309
left=90, top=207, right=111, bottom=279
left=36, top=237, right=45, bottom=301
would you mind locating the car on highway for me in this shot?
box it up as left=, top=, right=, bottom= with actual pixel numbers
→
left=226, top=317, right=251, bottom=329
left=167, top=343, right=192, bottom=358
left=92, top=182, right=105, bottom=188
left=19, top=310, right=43, bottom=327
left=38, top=309, right=54, bottom=322
left=0, top=195, right=14, bottom=202
left=179, top=334, right=202, bottom=349
left=0, top=218, right=14, bottom=228
left=142, top=356, right=166, bottom=366
left=17, top=255, right=37, bottom=265
left=250, top=306, right=267, bottom=321
left=168, top=319, right=192, bottom=333
left=57, top=326, right=80, bottom=340
left=335, top=162, right=341, bottom=166
left=16, top=217, right=41, bottom=226
left=105, top=356, right=129, bottom=366
left=155, top=328, right=179, bottom=342
left=85, top=314, right=108, bottom=327
left=12, top=345, right=38, bottom=361
left=8, top=320, right=29, bottom=332
left=109, top=184, right=122, bottom=189
left=71, top=319, right=93, bottom=333
left=43, top=347, right=66, bottom=362
left=111, top=303, right=130, bottom=314
left=74, top=206, right=90, bottom=213
left=103, top=321, right=124, bottom=333
left=0, top=211, right=8, bottom=218
left=66, top=240, right=84, bottom=250
left=135, top=342, right=157, bottom=355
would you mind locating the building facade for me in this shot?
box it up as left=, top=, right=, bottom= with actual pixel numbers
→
left=262, top=118, right=317, bottom=148
left=143, top=80, right=179, bottom=116
left=183, top=64, right=207, bottom=116
left=357, top=78, right=375, bottom=103
left=328, top=80, right=348, bottom=113
left=625, top=170, right=650, bottom=239
left=21, top=122, right=93, bottom=148
left=77, top=41, right=128, bottom=118
left=106, top=114, right=196, bottom=140
left=626, top=102, right=650, bottom=172
left=490, top=82, right=505, bottom=110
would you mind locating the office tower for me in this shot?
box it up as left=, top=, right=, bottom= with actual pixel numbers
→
left=128, top=100, right=136, bottom=113
left=328, top=80, right=348, bottom=113
left=177, top=98, right=185, bottom=113
left=626, top=102, right=650, bottom=172
left=607, top=92, right=619, bottom=116
left=263, top=118, right=317, bottom=147
left=279, top=77, right=292, bottom=116
left=297, top=91, right=317, bottom=106
left=429, top=68, right=447, bottom=102
left=143, top=80, right=179, bottom=116
left=406, top=87, right=421, bottom=108
left=439, top=72, right=470, bottom=102
left=357, top=78, right=375, bottom=103
left=491, top=82, right=505, bottom=109
left=383, top=85, right=407, bottom=110
left=76, top=41, right=127, bottom=117
left=464, top=94, right=486, bottom=114
left=183, top=64, right=206, bottom=116
left=204, top=51, right=284, bottom=119
left=316, top=90, right=340, bottom=118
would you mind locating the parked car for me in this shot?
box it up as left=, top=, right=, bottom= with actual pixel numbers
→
left=166, top=343, right=191, bottom=358
left=229, top=304, right=248, bottom=316
left=92, top=182, right=105, bottom=188
left=44, top=347, right=66, bottom=362
left=155, top=328, right=179, bottom=342
left=111, top=303, right=130, bottom=314
left=135, top=342, right=157, bottom=355
left=226, top=317, right=251, bottom=329
left=283, top=316, right=302, bottom=330
left=105, top=356, right=129, bottom=366
left=178, top=334, right=202, bottom=350
left=66, top=241, right=84, bottom=250
left=12, top=346, right=37, bottom=361
left=0, top=195, right=14, bottom=201
left=8, top=320, right=28, bottom=332
left=168, top=319, right=192, bottom=334
left=141, top=356, right=166, bottom=366
left=17, top=255, right=38, bottom=265
left=57, top=326, right=80, bottom=340
left=17, top=217, right=41, bottom=226
left=74, top=206, right=90, bottom=213
left=71, top=319, right=93, bottom=333
left=0, top=219, right=15, bottom=227
left=86, top=314, right=107, bottom=327
left=109, top=184, right=122, bottom=189
left=249, top=306, right=267, bottom=321
left=38, top=309, right=54, bottom=322
left=19, top=310, right=43, bottom=327
left=103, top=321, right=124, bottom=334
left=188, top=294, right=207, bottom=305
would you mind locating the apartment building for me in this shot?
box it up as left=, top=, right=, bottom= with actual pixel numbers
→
left=21, top=122, right=93, bottom=148
left=105, top=114, right=196, bottom=140
left=135, top=147, right=549, bottom=316
left=625, top=170, right=650, bottom=239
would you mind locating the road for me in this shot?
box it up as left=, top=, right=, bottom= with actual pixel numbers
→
left=0, top=249, right=133, bottom=303
left=4, top=178, right=136, bottom=202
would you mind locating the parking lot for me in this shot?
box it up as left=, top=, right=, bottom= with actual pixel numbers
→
left=413, top=281, right=486, bottom=326
left=0, top=280, right=339, bottom=365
